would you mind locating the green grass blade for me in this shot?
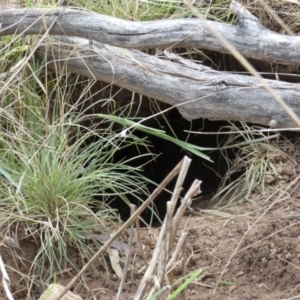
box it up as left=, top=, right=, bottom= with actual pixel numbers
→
left=97, top=114, right=213, bottom=162
left=0, top=165, right=17, bottom=188
left=167, top=268, right=202, bottom=300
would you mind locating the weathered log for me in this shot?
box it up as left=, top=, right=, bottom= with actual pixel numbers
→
left=0, top=1, right=300, bottom=65
left=1, top=1, right=300, bottom=128
left=36, top=36, right=300, bottom=128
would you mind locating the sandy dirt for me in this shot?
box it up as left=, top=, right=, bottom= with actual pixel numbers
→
left=1, top=1, right=300, bottom=299
left=1, top=132, right=300, bottom=300
left=2, top=156, right=300, bottom=300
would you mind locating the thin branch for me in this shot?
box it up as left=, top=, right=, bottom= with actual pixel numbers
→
left=0, top=251, right=14, bottom=300
left=0, top=4, right=299, bottom=64
left=116, top=205, right=136, bottom=300
left=54, top=157, right=186, bottom=300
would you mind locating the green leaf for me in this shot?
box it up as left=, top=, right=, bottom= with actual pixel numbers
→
left=0, top=165, right=17, bottom=188
left=97, top=114, right=213, bottom=162
left=167, top=269, right=202, bottom=300
left=218, top=280, right=235, bottom=286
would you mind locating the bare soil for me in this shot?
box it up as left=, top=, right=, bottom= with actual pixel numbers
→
left=1, top=140, right=300, bottom=300
left=1, top=1, right=300, bottom=299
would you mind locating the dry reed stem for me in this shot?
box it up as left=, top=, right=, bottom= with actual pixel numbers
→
left=183, top=0, right=300, bottom=127
left=172, top=180, right=202, bottom=237
left=54, top=157, right=187, bottom=300
left=167, top=157, right=191, bottom=255
left=116, top=204, right=136, bottom=300
left=134, top=219, right=148, bottom=267
left=182, top=237, right=187, bottom=300
left=166, top=232, right=188, bottom=273
left=135, top=157, right=191, bottom=300
left=135, top=165, right=202, bottom=300
left=163, top=202, right=173, bottom=288
left=147, top=181, right=201, bottom=299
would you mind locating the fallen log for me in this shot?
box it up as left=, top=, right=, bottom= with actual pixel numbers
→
left=36, top=36, right=300, bottom=128
left=1, top=1, right=300, bottom=128
left=0, top=1, right=299, bottom=65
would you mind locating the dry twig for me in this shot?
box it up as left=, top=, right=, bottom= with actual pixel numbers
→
left=134, top=160, right=202, bottom=300
left=116, top=205, right=136, bottom=300
left=0, top=251, right=14, bottom=300
left=54, top=157, right=187, bottom=300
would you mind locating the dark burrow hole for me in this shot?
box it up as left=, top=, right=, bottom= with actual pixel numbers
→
left=105, top=109, right=240, bottom=225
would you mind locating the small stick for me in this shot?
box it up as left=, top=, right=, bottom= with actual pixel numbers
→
left=182, top=237, right=187, bottom=300
left=166, top=232, right=188, bottom=272
left=167, top=204, right=175, bottom=292
left=148, top=180, right=197, bottom=299
left=154, top=201, right=172, bottom=297
left=0, top=251, right=14, bottom=300
left=54, top=157, right=185, bottom=300
left=172, top=180, right=201, bottom=237
left=166, top=158, right=191, bottom=293
left=134, top=157, right=191, bottom=300
left=116, top=204, right=136, bottom=300
left=167, top=157, right=191, bottom=256
left=163, top=201, right=173, bottom=277
left=134, top=219, right=148, bottom=267
left=136, top=210, right=168, bottom=300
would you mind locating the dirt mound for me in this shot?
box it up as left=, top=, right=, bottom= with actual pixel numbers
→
left=2, top=195, right=300, bottom=299
left=2, top=136, right=300, bottom=299
left=183, top=209, right=300, bottom=300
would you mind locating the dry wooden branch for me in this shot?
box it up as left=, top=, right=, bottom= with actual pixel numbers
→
left=116, top=204, right=136, bottom=300
left=36, top=36, right=300, bottom=128
left=0, top=1, right=299, bottom=65
left=2, top=1, right=300, bottom=127
left=134, top=157, right=192, bottom=300
left=54, top=157, right=185, bottom=300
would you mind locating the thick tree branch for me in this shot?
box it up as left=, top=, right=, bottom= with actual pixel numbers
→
left=36, top=36, right=300, bottom=128
left=1, top=1, right=299, bottom=128
left=0, top=0, right=300, bottom=65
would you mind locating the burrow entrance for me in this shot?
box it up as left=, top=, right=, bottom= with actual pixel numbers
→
left=106, top=109, right=238, bottom=223
left=71, top=79, right=286, bottom=225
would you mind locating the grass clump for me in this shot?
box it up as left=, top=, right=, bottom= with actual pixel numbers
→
left=0, top=0, right=222, bottom=297
left=0, top=59, right=154, bottom=285
left=0, top=31, right=210, bottom=291
left=0, top=126, right=139, bottom=281
left=212, top=122, right=296, bottom=207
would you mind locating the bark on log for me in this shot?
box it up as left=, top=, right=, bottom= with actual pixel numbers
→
left=1, top=1, right=300, bottom=128
left=0, top=1, right=300, bottom=65
left=36, top=36, right=300, bottom=128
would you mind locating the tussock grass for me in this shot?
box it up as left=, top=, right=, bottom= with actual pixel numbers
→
left=0, top=67, right=155, bottom=283
left=0, top=23, right=160, bottom=287
left=212, top=122, right=295, bottom=207
left=0, top=0, right=297, bottom=298
left=0, top=0, right=213, bottom=291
